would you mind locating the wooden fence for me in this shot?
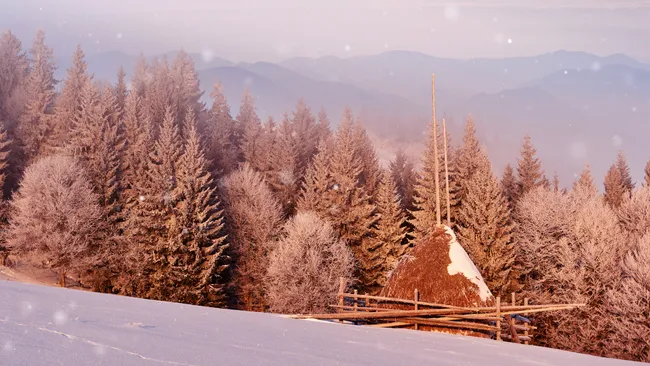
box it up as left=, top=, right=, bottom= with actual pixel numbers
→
left=290, top=280, right=584, bottom=344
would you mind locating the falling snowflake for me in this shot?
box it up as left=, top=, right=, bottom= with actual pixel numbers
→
left=116, top=33, right=123, bottom=39
left=344, top=45, right=351, bottom=52
left=570, top=141, right=587, bottom=160
left=3, top=341, right=13, bottom=353
left=632, top=106, right=637, bottom=112
left=591, top=62, right=601, bottom=71
left=612, top=135, right=623, bottom=147
left=53, top=310, right=68, bottom=325
left=139, top=195, right=146, bottom=202
left=564, top=70, right=568, bottom=75
left=332, top=183, right=340, bottom=191
left=507, top=38, right=513, bottom=44
left=201, top=49, right=214, bottom=63
left=21, top=301, right=33, bottom=316
left=444, top=4, right=459, bottom=21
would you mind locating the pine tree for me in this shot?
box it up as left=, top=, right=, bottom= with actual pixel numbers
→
left=146, top=57, right=174, bottom=130
left=455, top=117, right=483, bottom=199
left=120, top=93, right=153, bottom=207
left=501, top=164, right=518, bottom=207
left=205, top=82, right=238, bottom=177
left=52, top=45, right=91, bottom=150
left=18, top=29, right=56, bottom=164
left=162, top=110, right=229, bottom=306
left=291, top=100, right=319, bottom=176
left=389, top=149, right=417, bottom=212
left=516, top=134, right=544, bottom=197
left=241, top=110, right=265, bottom=171
left=644, top=160, right=650, bottom=187
left=604, top=164, right=626, bottom=209
left=316, top=108, right=332, bottom=143
left=573, top=163, right=597, bottom=196
left=457, top=153, right=515, bottom=295
left=114, top=66, right=128, bottom=120
left=373, top=170, right=408, bottom=287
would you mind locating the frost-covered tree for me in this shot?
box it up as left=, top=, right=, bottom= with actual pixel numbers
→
left=457, top=152, right=514, bottom=295
left=147, top=110, right=229, bottom=306
left=617, top=186, right=650, bottom=241
left=114, top=66, right=128, bottom=120
left=389, top=149, right=417, bottom=212
left=220, top=163, right=283, bottom=310
left=234, top=88, right=260, bottom=160
left=516, top=134, right=545, bottom=196
left=501, top=163, right=518, bottom=207
left=52, top=45, right=91, bottom=150
left=604, top=164, right=626, bottom=209
left=205, top=82, right=238, bottom=177
left=573, top=163, right=597, bottom=196
left=18, top=29, right=56, bottom=164
left=299, top=112, right=378, bottom=291
left=373, top=170, right=408, bottom=287
left=410, top=120, right=456, bottom=236
left=7, top=155, right=102, bottom=286
left=0, top=30, right=29, bottom=123
left=265, top=211, right=354, bottom=314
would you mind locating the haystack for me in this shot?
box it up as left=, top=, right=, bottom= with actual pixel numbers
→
left=381, top=225, right=494, bottom=336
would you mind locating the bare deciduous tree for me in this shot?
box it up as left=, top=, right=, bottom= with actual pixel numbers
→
left=220, top=163, right=283, bottom=310
left=265, top=211, right=354, bottom=314
left=7, top=155, right=102, bottom=286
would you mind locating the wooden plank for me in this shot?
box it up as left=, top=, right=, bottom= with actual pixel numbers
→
left=290, top=308, right=484, bottom=320
left=329, top=305, right=392, bottom=312
left=368, top=322, right=411, bottom=328
left=414, top=289, right=419, bottom=330
left=524, top=298, right=530, bottom=345
left=399, top=318, right=499, bottom=332
left=336, top=293, right=476, bottom=310
left=506, top=315, right=520, bottom=344
left=496, top=297, right=501, bottom=341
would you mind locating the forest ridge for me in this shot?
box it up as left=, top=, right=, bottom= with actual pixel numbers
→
left=0, top=30, right=649, bottom=362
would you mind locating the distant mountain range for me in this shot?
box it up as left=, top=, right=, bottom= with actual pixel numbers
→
left=55, top=49, right=650, bottom=187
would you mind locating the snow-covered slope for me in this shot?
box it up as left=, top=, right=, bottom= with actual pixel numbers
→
left=0, top=281, right=640, bottom=366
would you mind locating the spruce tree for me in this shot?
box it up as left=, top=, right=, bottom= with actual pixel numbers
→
left=291, top=100, right=320, bottom=176
left=603, top=164, right=626, bottom=208
left=316, top=108, right=332, bottom=143
left=455, top=117, right=483, bottom=200
left=410, top=120, right=456, bottom=236
left=644, top=160, right=650, bottom=187
left=373, top=170, right=408, bottom=287
left=205, top=82, right=238, bottom=177
left=52, top=44, right=91, bottom=150
left=353, top=121, right=381, bottom=198
left=130, top=54, right=148, bottom=99
left=165, top=110, right=229, bottom=306
left=573, top=163, right=597, bottom=196
left=389, top=149, right=417, bottom=212
left=501, top=163, right=518, bottom=207
left=0, top=123, right=12, bottom=195
left=171, top=50, right=204, bottom=129
left=457, top=153, right=515, bottom=295
left=299, top=112, right=378, bottom=291
left=552, top=172, right=560, bottom=192
left=234, top=88, right=260, bottom=159
left=114, top=66, right=128, bottom=120
left=0, top=30, right=29, bottom=122
left=267, top=115, right=299, bottom=215
left=615, top=151, right=634, bottom=194
left=516, top=134, right=544, bottom=197
left=18, top=29, right=56, bottom=164
left=241, top=110, right=265, bottom=171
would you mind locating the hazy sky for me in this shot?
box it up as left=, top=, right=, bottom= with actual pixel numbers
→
left=2, top=0, right=650, bottom=62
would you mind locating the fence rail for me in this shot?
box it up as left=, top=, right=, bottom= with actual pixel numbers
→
left=289, top=281, right=583, bottom=344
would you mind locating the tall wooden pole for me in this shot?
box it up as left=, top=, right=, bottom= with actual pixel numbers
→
left=432, top=74, right=441, bottom=226
left=443, top=118, right=451, bottom=227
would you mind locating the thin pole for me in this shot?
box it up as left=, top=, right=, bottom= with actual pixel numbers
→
left=443, top=118, right=451, bottom=227
left=432, top=74, right=441, bottom=226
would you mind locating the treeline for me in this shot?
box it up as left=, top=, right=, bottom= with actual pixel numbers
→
left=0, top=30, right=648, bottom=362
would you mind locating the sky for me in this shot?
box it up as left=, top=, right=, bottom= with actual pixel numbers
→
left=2, top=0, right=650, bottom=62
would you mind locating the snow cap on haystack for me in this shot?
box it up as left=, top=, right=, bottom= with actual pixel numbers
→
left=381, top=225, right=494, bottom=308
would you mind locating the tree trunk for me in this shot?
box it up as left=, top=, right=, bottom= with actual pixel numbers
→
left=59, top=271, right=66, bottom=288
left=0, top=252, right=6, bottom=266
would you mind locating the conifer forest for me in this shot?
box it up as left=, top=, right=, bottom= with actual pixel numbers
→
left=0, top=30, right=649, bottom=362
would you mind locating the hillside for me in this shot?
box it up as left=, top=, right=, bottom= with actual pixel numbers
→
left=0, top=280, right=640, bottom=366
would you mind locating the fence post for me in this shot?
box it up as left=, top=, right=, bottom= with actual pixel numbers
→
left=353, top=290, right=358, bottom=312
left=338, top=277, right=345, bottom=323
left=496, top=296, right=501, bottom=341
left=414, top=289, right=419, bottom=330
left=511, top=292, right=516, bottom=307
left=523, top=298, right=530, bottom=345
